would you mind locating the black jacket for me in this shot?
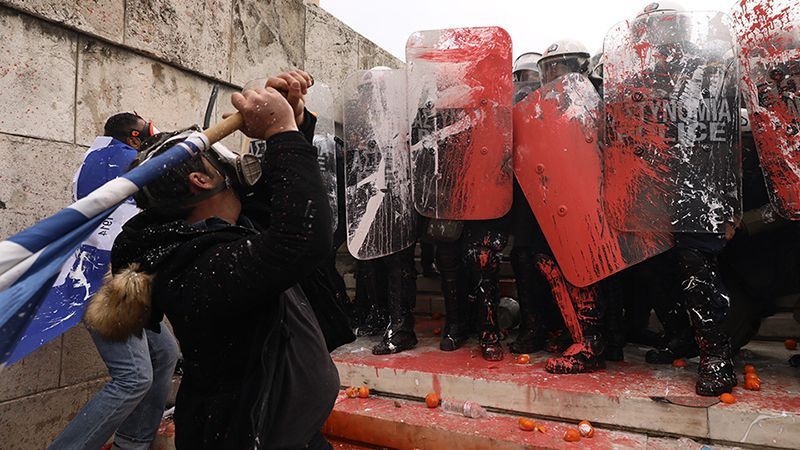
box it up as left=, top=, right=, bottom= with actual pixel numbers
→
left=91, top=114, right=353, bottom=448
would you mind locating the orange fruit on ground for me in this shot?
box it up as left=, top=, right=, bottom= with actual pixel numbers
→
left=744, top=364, right=756, bottom=374
left=517, top=354, right=531, bottom=364
left=358, top=386, right=370, bottom=398
left=564, top=428, right=581, bottom=442
left=425, top=392, right=441, bottom=408
left=578, top=420, right=595, bottom=438
left=345, top=387, right=357, bottom=398
left=744, top=373, right=760, bottom=381
left=518, top=417, right=536, bottom=431
left=433, top=327, right=442, bottom=336
left=672, top=359, right=687, bottom=368
left=785, top=339, right=798, bottom=350
left=744, top=378, right=761, bottom=391
left=719, top=393, right=736, bottom=404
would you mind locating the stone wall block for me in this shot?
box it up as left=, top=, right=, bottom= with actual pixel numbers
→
left=125, top=0, right=232, bottom=81
left=303, top=5, right=359, bottom=122
left=0, top=336, right=61, bottom=402
left=0, top=379, right=105, bottom=449
left=0, top=133, right=86, bottom=239
left=0, top=0, right=125, bottom=41
left=357, top=35, right=404, bottom=70
left=230, top=0, right=306, bottom=86
left=0, top=8, right=77, bottom=142
left=59, top=325, right=107, bottom=386
left=76, top=38, right=240, bottom=150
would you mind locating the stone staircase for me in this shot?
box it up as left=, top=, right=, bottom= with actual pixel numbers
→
left=329, top=245, right=800, bottom=449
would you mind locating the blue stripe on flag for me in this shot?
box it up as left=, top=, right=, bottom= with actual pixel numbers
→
left=6, top=208, right=90, bottom=253
left=0, top=208, right=113, bottom=365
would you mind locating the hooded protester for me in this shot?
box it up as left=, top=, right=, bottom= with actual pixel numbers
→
left=84, top=70, right=353, bottom=449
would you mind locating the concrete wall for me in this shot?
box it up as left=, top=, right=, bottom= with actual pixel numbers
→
left=0, top=1, right=400, bottom=448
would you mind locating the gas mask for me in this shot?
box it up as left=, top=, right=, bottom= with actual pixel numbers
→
left=137, top=127, right=263, bottom=209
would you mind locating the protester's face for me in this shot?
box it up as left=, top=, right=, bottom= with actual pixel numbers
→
left=126, top=117, right=148, bottom=150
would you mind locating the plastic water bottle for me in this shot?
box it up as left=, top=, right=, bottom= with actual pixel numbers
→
left=441, top=399, right=488, bottom=419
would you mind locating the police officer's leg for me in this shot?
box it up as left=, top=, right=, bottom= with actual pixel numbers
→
left=463, top=223, right=509, bottom=361
left=373, top=246, right=418, bottom=355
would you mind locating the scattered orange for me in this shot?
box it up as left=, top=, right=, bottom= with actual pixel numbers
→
left=672, top=359, right=687, bottom=368
left=433, top=327, right=442, bottom=336
left=578, top=420, right=595, bottom=438
left=517, top=354, right=531, bottom=364
left=744, top=364, right=756, bottom=374
left=785, top=339, right=798, bottom=350
left=744, top=378, right=761, bottom=391
left=425, top=392, right=441, bottom=408
left=358, top=386, right=370, bottom=398
left=518, top=417, right=536, bottom=431
left=431, top=312, right=444, bottom=320
left=744, top=373, right=760, bottom=382
left=564, top=428, right=581, bottom=442
left=345, top=387, right=357, bottom=398
left=719, top=393, right=736, bottom=404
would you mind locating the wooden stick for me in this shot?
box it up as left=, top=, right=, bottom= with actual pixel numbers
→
left=203, top=112, right=244, bottom=145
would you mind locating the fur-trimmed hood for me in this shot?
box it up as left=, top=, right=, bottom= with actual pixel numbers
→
left=83, top=210, right=210, bottom=340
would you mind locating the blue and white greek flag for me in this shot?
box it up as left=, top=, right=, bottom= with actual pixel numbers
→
left=0, top=132, right=210, bottom=366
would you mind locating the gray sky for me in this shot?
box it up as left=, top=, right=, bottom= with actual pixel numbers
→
left=322, top=0, right=739, bottom=61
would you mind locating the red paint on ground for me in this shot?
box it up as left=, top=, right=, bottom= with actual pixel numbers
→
left=328, top=392, right=647, bottom=449
left=333, top=334, right=800, bottom=415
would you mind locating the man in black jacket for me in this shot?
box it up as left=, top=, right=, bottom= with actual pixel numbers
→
left=85, top=71, right=346, bottom=449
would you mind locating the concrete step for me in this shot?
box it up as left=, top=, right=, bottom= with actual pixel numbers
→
left=325, top=392, right=740, bottom=450
left=756, top=312, right=800, bottom=341
left=332, top=324, right=800, bottom=449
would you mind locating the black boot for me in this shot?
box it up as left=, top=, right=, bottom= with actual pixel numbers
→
left=676, top=247, right=736, bottom=396
left=478, top=286, right=504, bottom=361
left=355, top=260, right=389, bottom=337
left=436, top=242, right=468, bottom=351
left=694, top=328, right=736, bottom=396
left=463, top=227, right=507, bottom=361
left=439, top=271, right=469, bottom=351
left=536, top=255, right=606, bottom=374
left=646, top=263, right=698, bottom=363
left=645, top=328, right=699, bottom=364
left=602, top=275, right=626, bottom=362
left=373, top=248, right=418, bottom=355
left=509, top=247, right=547, bottom=354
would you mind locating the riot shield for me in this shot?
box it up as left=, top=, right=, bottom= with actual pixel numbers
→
left=406, top=27, right=513, bottom=220
left=733, top=0, right=800, bottom=220
left=306, top=82, right=339, bottom=231
left=343, top=69, right=416, bottom=260
left=603, top=11, right=742, bottom=233
left=513, top=73, right=673, bottom=287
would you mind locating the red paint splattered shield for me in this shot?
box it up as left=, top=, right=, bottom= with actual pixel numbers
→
left=406, top=27, right=513, bottom=220
left=733, top=0, right=800, bottom=220
left=306, top=82, right=339, bottom=232
left=513, top=74, right=673, bottom=287
left=603, top=12, right=742, bottom=233
left=343, top=69, right=416, bottom=260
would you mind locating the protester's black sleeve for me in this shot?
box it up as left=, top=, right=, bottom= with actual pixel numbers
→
left=180, top=130, right=333, bottom=312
